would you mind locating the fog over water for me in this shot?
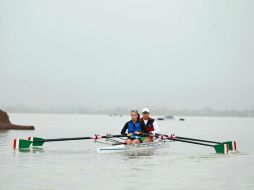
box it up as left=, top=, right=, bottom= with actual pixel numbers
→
left=1, top=0, right=254, bottom=111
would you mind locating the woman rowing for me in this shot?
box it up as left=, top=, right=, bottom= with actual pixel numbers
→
left=121, top=110, right=148, bottom=145
left=140, top=108, right=160, bottom=142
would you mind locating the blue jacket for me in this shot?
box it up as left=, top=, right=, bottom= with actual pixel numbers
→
left=121, top=120, right=147, bottom=137
left=127, top=121, right=142, bottom=135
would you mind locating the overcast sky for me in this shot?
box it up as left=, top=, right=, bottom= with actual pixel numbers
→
left=1, top=0, right=253, bottom=110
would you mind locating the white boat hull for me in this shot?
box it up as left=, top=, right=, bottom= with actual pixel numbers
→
left=97, top=141, right=170, bottom=154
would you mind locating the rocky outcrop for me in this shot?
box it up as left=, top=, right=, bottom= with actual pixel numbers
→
left=0, top=109, right=11, bottom=124
left=0, top=110, right=35, bottom=130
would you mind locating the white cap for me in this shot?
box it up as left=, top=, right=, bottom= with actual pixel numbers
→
left=142, top=108, right=150, bottom=113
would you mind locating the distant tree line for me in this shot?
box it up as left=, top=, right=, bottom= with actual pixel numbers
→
left=1, top=105, right=254, bottom=117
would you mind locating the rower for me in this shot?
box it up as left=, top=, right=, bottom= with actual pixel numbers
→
left=140, top=108, right=160, bottom=142
left=121, top=110, right=148, bottom=145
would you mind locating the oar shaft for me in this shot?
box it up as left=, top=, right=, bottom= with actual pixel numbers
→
left=44, top=137, right=92, bottom=142
left=167, top=137, right=214, bottom=147
left=176, top=136, right=221, bottom=144
left=138, top=134, right=217, bottom=147
left=41, top=135, right=122, bottom=142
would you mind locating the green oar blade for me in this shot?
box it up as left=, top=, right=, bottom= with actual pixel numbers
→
left=13, top=139, right=32, bottom=149
left=214, top=143, right=229, bottom=154
left=223, top=141, right=237, bottom=152
left=28, top=137, right=45, bottom=147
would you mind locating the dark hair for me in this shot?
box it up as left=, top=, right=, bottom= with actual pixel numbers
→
left=130, top=110, right=140, bottom=121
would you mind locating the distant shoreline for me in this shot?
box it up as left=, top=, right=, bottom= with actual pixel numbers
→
left=6, top=111, right=254, bottom=118
left=2, top=105, right=253, bottom=118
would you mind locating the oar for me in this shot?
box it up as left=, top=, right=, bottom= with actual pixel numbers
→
left=160, top=134, right=235, bottom=154
left=155, top=134, right=237, bottom=153
left=173, top=135, right=237, bottom=153
left=13, top=134, right=122, bottom=149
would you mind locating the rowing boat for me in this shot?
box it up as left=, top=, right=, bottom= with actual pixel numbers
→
left=97, top=140, right=171, bottom=154
left=12, top=133, right=237, bottom=154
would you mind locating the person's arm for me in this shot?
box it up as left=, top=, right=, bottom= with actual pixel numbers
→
left=153, top=120, right=160, bottom=134
left=121, top=122, right=128, bottom=136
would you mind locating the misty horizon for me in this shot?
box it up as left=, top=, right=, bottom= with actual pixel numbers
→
left=1, top=1, right=254, bottom=111
left=1, top=104, right=253, bottom=117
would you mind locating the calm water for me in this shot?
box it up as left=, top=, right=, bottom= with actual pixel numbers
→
left=0, top=114, right=254, bottom=190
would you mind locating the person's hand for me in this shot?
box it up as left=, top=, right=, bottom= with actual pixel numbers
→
left=127, top=133, right=132, bottom=137
left=134, top=131, right=142, bottom=135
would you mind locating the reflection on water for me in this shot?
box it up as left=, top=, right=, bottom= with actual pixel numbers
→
left=0, top=130, right=10, bottom=149
left=0, top=130, right=9, bottom=134
left=0, top=130, right=9, bottom=141
left=31, top=148, right=45, bottom=153
left=123, top=150, right=155, bottom=158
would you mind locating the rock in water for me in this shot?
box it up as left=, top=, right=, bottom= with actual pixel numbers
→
left=0, top=110, right=35, bottom=130
left=0, top=110, right=11, bottom=124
